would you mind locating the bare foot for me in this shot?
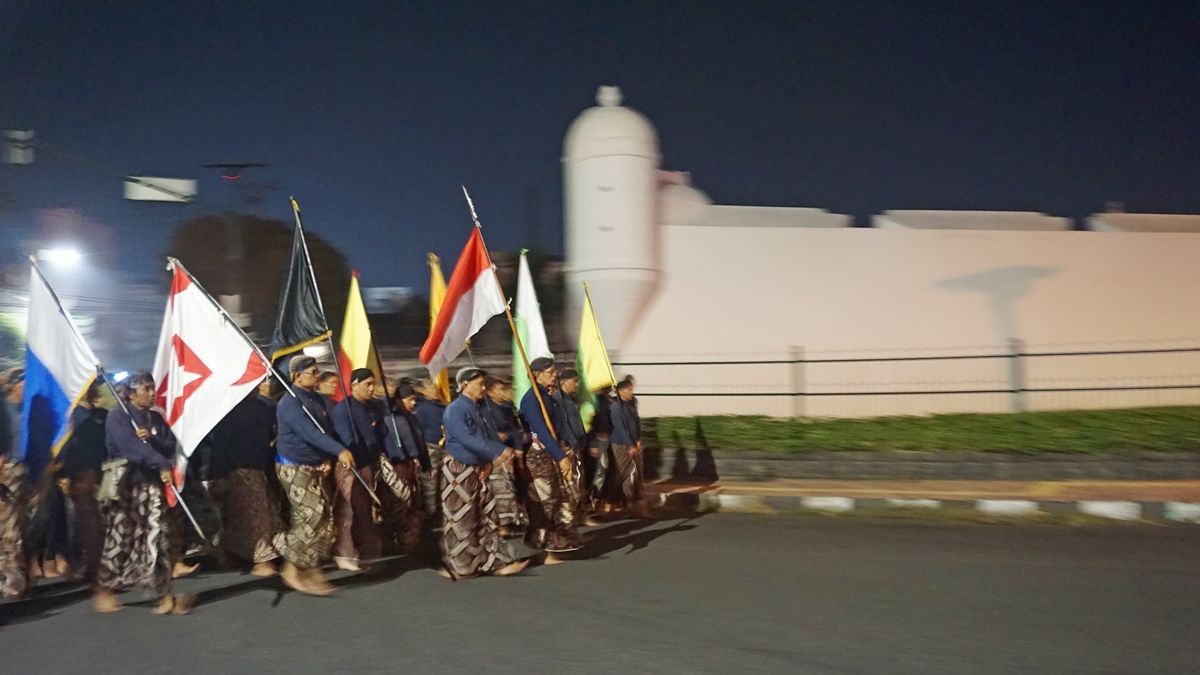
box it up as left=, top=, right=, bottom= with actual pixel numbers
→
left=172, top=561, right=199, bottom=579
left=29, top=559, right=44, bottom=579
left=93, top=589, right=121, bottom=613
left=250, top=562, right=278, bottom=577
left=333, top=556, right=362, bottom=572
left=279, top=561, right=309, bottom=593
left=170, top=593, right=196, bottom=615
left=541, top=552, right=566, bottom=566
left=55, top=555, right=71, bottom=577
left=493, top=559, right=530, bottom=576
left=152, top=595, right=175, bottom=615
left=583, top=516, right=603, bottom=527
left=437, top=566, right=475, bottom=581
left=301, top=569, right=336, bottom=596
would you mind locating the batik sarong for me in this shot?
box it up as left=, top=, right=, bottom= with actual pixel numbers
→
left=0, top=461, right=29, bottom=598
left=378, top=459, right=423, bottom=553
left=611, top=442, right=645, bottom=503
left=420, top=443, right=443, bottom=526
left=586, top=434, right=613, bottom=510
left=487, top=461, right=528, bottom=529
left=97, top=474, right=172, bottom=597
left=440, top=459, right=504, bottom=577
left=333, top=462, right=380, bottom=562
left=522, top=442, right=582, bottom=553
left=209, top=468, right=285, bottom=564
left=68, top=470, right=103, bottom=582
left=272, top=463, right=333, bottom=570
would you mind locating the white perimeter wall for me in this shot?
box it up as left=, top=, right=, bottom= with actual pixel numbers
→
left=619, top=224, right=1200, bottom=417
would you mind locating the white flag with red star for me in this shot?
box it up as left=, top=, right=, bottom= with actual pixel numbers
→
left=152, top=260, right=268, bottom=459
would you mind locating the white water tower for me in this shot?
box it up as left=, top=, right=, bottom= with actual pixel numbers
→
left=563, top=86, right=661, bottom=353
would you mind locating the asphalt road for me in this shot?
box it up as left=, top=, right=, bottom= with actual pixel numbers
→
left=2, top=513, right=1198, bottom=674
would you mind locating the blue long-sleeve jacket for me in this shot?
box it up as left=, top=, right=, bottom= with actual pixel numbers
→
left=442, top=395, right=506, bottom=466
left=552, top=389, right=586, bottom=450
left=105, top=405, right=175, bottom=475
left=519, top=385, right=566, bottom=461
left=611, top=397, right=641, bottom=447
left=388, top=408, right=431, bottom=470
left=333, top=396, right=386, bottom=468
left=276, top=388, right=345, bottom=465
left=482, top=397, right=526, bottom=449
left=415, top=397, right=446, bottom=444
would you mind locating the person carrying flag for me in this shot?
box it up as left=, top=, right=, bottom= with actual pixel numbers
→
left=93, top=371, right=193, bottom=615
left=438, top=367, right=529, bottom=580
left=518, top=357, right=583, bottom=559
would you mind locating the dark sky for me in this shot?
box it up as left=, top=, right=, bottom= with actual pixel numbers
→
left=2, top=0, right=1198, bottom=289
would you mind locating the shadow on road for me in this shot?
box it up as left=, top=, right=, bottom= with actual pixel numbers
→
left=0, top=549, right=440, bottom=622
left=0, top=583, right=93, bottom=626
left=575, top=511, right=708, bottom=561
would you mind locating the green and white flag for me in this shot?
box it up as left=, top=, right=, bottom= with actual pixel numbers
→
left=513, top=249, right=552, bottom=403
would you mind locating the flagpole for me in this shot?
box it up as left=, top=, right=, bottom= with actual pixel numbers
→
left=582, top=282, right=618, bottom=386
left=95, top=366, right=211, bottom=545
left=460, top=186, right=559, bottom=442
left=287, top=200, right=382, bottom=507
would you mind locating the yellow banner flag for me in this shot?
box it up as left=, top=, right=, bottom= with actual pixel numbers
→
left=336, top=271, right=380, bottom=400
left=577, top=283, right=616, bottom=429
left=427, top=252, right=451, bottom=403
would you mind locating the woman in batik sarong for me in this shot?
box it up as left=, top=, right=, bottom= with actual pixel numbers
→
left=610, top=375, right=650, bottom=519
left=438, top=368, right=528, bottom=580
left=93, top=372, right=193, bottom=614
left=273, top=356, right=355, bottom=596
left=208, top=387, right=284, bottom=577
left=518, top=358, right=583, bottom=562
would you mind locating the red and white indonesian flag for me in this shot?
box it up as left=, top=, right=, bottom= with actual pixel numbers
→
left=153, top=260, right=269, bottom=458
left=419, top=228, right=506, bottom=377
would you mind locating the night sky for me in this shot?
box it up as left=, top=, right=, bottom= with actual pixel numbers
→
left=2, top=0, right=1198, bottom=289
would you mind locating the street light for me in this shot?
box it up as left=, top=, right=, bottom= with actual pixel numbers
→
left=38, top=247, right=82, bottom=267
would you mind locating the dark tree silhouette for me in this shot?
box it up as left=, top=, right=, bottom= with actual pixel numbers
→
left=165, top=213, right=349, bottom=342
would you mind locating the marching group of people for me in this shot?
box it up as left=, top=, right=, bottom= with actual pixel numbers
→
left=0, top=355, right=647, bottom=614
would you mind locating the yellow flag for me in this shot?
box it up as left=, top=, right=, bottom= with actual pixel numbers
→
left=336, top=272, right=380, bottom=400
left=427, top=252, right=451, bottom=403
left=577, top=283, right=616, bottom=429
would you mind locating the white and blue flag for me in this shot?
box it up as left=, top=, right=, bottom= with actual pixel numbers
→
left=20, top=261, right=99, bottom=480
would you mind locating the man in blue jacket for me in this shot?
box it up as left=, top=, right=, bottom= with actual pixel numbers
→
left=438, top=367, right=528, bottom=580
left=518, top=357, right=583, bottom=558
left=332, top=368, right=386, bottom=571
left=273, top=355, right=354, bottom=596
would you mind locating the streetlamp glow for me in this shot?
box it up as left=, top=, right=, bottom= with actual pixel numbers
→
left=38, top=247, right=83, bottom=266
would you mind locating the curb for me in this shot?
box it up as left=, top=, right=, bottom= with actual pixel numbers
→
left=641, top=449, right=1200, bottom=482
left=648, top=489, right=1200, bottom=523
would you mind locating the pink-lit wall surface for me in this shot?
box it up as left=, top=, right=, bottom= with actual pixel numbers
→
left=619, top=223, right=1200, bottom=417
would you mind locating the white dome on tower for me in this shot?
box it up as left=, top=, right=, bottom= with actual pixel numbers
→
left=563, top=86, right=660, bottom=163
left=562, top=86, right=662, bottom=353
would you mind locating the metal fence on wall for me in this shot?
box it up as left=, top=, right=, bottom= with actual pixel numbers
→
left=611, top=341, right=1200, bottom=418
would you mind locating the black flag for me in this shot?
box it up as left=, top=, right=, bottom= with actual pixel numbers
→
left=270, top=217, right=330, bottom=363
